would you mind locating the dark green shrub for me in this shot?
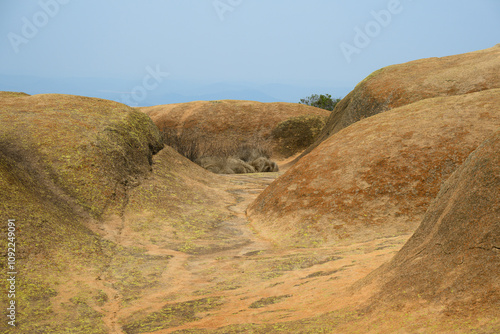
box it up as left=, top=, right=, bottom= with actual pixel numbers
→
left=299, top=94, right=341, bottom=111
left=271, top=115, right=326, bottom=157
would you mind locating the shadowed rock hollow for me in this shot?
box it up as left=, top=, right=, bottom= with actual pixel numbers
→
left=299, top=44, right=500, bottom=158
left=247, top=89, right=500, bottom=247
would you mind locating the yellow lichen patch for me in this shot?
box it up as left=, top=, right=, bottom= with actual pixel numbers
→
left=0, top=93, right=164, bottom=332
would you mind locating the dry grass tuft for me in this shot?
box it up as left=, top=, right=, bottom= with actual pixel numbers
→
left=162, top=127, right=272, bottom=162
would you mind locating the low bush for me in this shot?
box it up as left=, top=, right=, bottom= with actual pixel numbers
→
left=271, top=115, right=326, bottom=157
left=161, top=128, right=278, bottom=174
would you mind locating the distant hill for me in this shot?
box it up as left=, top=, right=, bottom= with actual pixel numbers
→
left=0, top=74, right=352, bottom=106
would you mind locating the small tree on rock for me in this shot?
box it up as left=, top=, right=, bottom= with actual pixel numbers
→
left=299, top=94, right=341, bottom=111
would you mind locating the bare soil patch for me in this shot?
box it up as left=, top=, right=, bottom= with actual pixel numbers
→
left=96, top=169, right=412, bottom=333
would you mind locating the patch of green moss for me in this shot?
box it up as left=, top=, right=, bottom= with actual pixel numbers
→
left=106, top=248, right=172, bottom=304
left=171, top=308, right=360, bottom=333
left=194, top=280, right=242, bottom=295
left=53, top=298, right=107, bottom=334
left=269, top=255, right=342, bottom=272
left=122, top=297, right=224, bottom=334
left=94, top=290, right=109, bottom=306
left=0, top=91, right=30, bottom=98
left=303, top=269, right=343, bottom=279
left=8, top=276, right=108, bottom=334
left=258, top=271, right=284, bottom=280
left=272, top=115, right=326, bottom=157
left=357, top=67, right=386, bottom=86
left=249, top=295, right=292, bottom=309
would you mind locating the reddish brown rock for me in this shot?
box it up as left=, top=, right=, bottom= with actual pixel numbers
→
left=356, top=128, right=500, bottom=326
left=247, top=89, right=500, bottom=247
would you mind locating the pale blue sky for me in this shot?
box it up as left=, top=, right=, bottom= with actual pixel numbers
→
left=1, top=0, right=499, bottom=105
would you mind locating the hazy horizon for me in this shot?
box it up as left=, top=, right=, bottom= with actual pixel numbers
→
left=1, top=0, right=499, bottom=105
